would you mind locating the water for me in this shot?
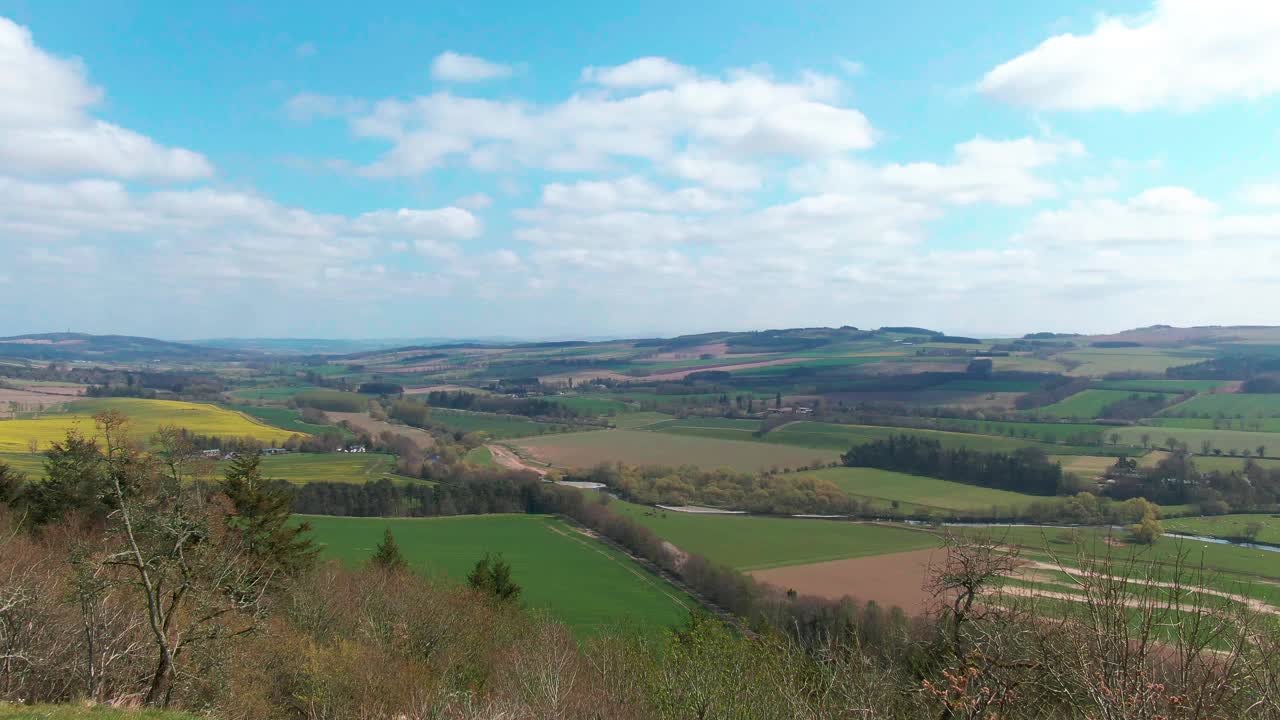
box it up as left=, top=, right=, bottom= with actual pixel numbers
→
left=1162, top=532, right=1280, bottom=553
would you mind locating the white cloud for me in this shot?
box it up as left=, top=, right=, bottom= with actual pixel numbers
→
left=791, top=136, right=1083, bottom=206
left=1241, top=183, right=1280, bottom=207
left=455, top=192, right=493, bottom=210
left=980, top=0, right=1280, bottom=111
left=430, top=51, right=514, bottom=83
left=581, top=57, right=694, bottom=88
left=307, top=63, right=874, bottom=179
left=0, top=17, right=212, bottom=180
left=540, top=176, right=734, bottom=213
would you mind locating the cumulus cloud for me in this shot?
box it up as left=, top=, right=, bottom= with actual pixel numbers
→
left=980, top=0, right=1280, bottom=111
left=302, top=62, right=874, bottom=179
left=581, top=57, right=694, bottom=88
left=430, top=51, right=514, bottom=82
left=0, top=17, right=212, bottom=180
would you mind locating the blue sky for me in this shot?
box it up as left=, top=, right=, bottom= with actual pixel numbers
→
left=1, top=0, right=1278, bottom=340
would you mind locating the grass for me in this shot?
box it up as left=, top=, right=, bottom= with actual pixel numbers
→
left=1052, top=455, right=1119, bottom=478
left=610, top=500, right=938, bottom=570
left=241, top=452, right=402, bottom=484
left=512, top=429, right=839, bottom=472
left=1159, top=393, right=1280, bottom=419
left=1096, top=379, right=1229, bottom=393
left=227, top=384, right=326, bottom=402
left=0, top=452, right=44, bottom=476
left=302, top=514, right=695, bottom=632
left=1034, top=390, right=1175, bottom=419
left=0, top=398, right=301, bottom=452
left=1059, top=350, right=1207, bottom=377
left=465, top=445, right=495, bottom=466
left=1148, top=416, right=1280, bottom=432
left=792, top=467, right=1043, bottom=513
left=546, top=395, right=635, bottom=415
left=430, top=408, right=569, bottom=439
left=762, top=421, right=1116, bottom=456
left=231, top=404, right=349, bottom=436
left=932, top=418, right=1122, bottom=444
left=1116, top=426, right=1276, bottom=456
left=293, top=389, right=370, bottom=413
left=1165, top=514, right=1280, bottom=545
left=0, top=705, right=200, bottom=719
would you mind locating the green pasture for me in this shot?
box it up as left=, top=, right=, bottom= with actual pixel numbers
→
left=1160, top=393, right=1280, bottom=419
left=430, top=408, right=569, bottom=439
left=512, top=429, right=838, bottom=472
left=303, top=514, right=695, bottom=632
left=792, top=467, right=1044, bottom=513
left=1117, top=426, right=1276, bottom=456
left=231, top=405, right=349, bottom=436
left=1165, top=514, right=1280, bottom=545
left=609, top=500, right=938, bottom=571
left=1034, top=389, right=1176, bottom=419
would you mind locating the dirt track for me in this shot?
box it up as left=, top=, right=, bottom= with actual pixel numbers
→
left=749, top=548, right=943, bottom=615
left=487, top=444, right=548, bottom=476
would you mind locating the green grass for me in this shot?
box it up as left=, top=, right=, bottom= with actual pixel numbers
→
left=1147, top=416, right=1280, bottom=432
left=241, top=452, right=403, bottom=484
left=293, top=389, right=371, bottom=413
left=932, top=418, right=1123, bottom=444
left=0, top=705, right=200, bottom=720
left=464, top=445, right=495, bottom=466
left=0, top=452, right=44, bottom=476
left=1117, top=426, right=1276, bottom=456
left=1165, top=514, right=1280, bottom=545
left=1096, top=379, right=1228, bottom=393
left=303, top=514, right=695, bottom=632
left=610, top=411, right=673, bottom=429
left=546, top=395, right=634, bottom=415
left=512, top=429, right=838, bottom=472
left=227, top=384, right=326, bottom=402
left=1059, top=350, right=1207, bottom=377
left=0, top=398, right=301, bottom=452
left=1034, top=389, right=1175, bottom=419
left=1160, top=393, right=1280, bottom=419
left=792, top=467, right=1043, bottom=513
left=430, top=408, right=569, bottom=439
left=762, top=421, right=1116, bottom=456
left=610, top=500, right=937, bottom=570
left=231, top=404, right=349, bottom=436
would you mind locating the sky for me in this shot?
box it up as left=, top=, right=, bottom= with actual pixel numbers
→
left=1, top=0, right=1279, bottom=341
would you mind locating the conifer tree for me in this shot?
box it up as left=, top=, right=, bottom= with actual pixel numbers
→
left=371, top=527, right=408, bottom=572
left=220, top=451, right=316, bottom=578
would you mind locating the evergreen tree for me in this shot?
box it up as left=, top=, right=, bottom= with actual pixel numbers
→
left=26, top=429, right=108, bottom=525
left=467, top=552, right=521, bottom=601
left=371, top=527, right=407, bottom=572
left=0, top=460, right=23, bottom=505
left=220, top=452, right=316, bottom=578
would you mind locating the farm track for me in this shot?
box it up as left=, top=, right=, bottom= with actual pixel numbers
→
left=488, top=443, right=548, bottom=476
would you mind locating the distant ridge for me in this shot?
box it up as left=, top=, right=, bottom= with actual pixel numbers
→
left=0, top=333, right=239, bottom=362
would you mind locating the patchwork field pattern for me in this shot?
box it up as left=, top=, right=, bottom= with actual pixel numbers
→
left=512, top=429, right=838, bottom=472
left=792, top=467, right=1044, bottom=513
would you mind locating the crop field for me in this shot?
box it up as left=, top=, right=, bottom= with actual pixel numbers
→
left=227, top=384, right=326, bottom=402
left=935, top=418, right=1122, bottom=444
left=1059, top=350, right=1208, bottom=377
left=792, top=467, right=1043, bottom=513
left=464, top=445, right=495, bottom=466
left=231, top=405, right=349, bottom=435
left=1051, top=455, right=1119, bottom=478
left=511, top=429, right=838, bottom=472
left=0, top=398, right=301, bottom=452
left=1147, top=415, right=1280, bottom=432
left=239, top=452, right=400, bottom=484
left=430, top=408, right=570, bottom=438
left=546, top=395, right=635, bottom=415
left=1159, top=393, right=1280, bottom=419
left=1165, top=514, right=1280, bottom=545
left=610, top=501, right=938, bottom=570
left=1033, top=389, right=1177, bottom=419
left=758, top=421, right=1116, bottom=456
left=293, top=390, right=371, bottom=413
left=303, top=514, right=695, bottom=632
left=931, top=379, right=1044, bottom=392
left=1116, top=426, right=1276, bottom=456
left=1097, top=379, right=1229, bottom=393
left=0, top=452, right=44, bottom=476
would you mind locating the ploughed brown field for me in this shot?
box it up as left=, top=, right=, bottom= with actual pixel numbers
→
left=749, top=547, right=942, bottom=615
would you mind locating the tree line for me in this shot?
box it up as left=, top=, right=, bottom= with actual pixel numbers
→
left=841, top=435, right=1066, bottom=495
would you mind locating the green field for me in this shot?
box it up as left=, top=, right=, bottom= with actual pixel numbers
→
left=430, top=408, right=569, bottom=438
left=464, top=445, right=496, bottom=466
left=792, top=467, right=1043, bottom=513
left=761, top=421, right=1117, bottom=456
left=610, top=500, right=937, bottom=570
left=1165, top=514, right=1280, bottom=545
left=241, top=452, right=403, bottom=484
left=546, top=395, right=635, bottom=415
left=1117, top=426, right=1276, bottom=456
left=933, top=418, right=1124, bottom=445
left=1096, top=379, right=1228, bottom=393
left=0, top=452, right=44, bottom=476
left=1159, top=393, right=1280, bottom=419
left=1033, top=389, right=1175, bottom=419
left=0, top=398, right=301, bottom=452
left=232, top=404, right=349, bottom=435
left=227, top=384, right=326, bottom=402
left=303, top=514, right=695, bottom=632
left=1059, top=350, right=1207, bottom=377
left=512, top=429, right=839, bottom=472
left=1147, top=416, right=1280, bottom=432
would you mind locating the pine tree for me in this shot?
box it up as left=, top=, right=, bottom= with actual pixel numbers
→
left=467, top=552, right=521, bottom=601
left=371, top=528, right=408, bottom=572
left=27, top=429, right=108, bottom=525
left=220, top=452, right=316, bottom=578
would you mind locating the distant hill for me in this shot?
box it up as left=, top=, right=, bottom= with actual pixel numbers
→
left=0, top=333, right=240, bottom=362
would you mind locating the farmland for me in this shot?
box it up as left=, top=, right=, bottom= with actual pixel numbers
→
left=1165, top=514, right=1280, bottom=545
left=1033, top=389, right=1177, bottom=419
left=429, top=408, right=571, bottom=438
left=511, top=429, right=838, bottom=472
left=303, top=514, right=695, bottom=632
left=1159, top=392, right=1280, bottom=419
left=0, top=398, right=301, bottom=452
left=610, top=500, right=938, bottom=570
left=791, top=467, right=1044, bottom=513
left=242, top=452, right=404, bottom=485
left=1116, top=426, right=1276, bottom=456
left=232, top=405, right=349, bottom=435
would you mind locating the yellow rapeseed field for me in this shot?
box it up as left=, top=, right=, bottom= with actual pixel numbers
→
left=0, top=398, right=303, bottom=452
